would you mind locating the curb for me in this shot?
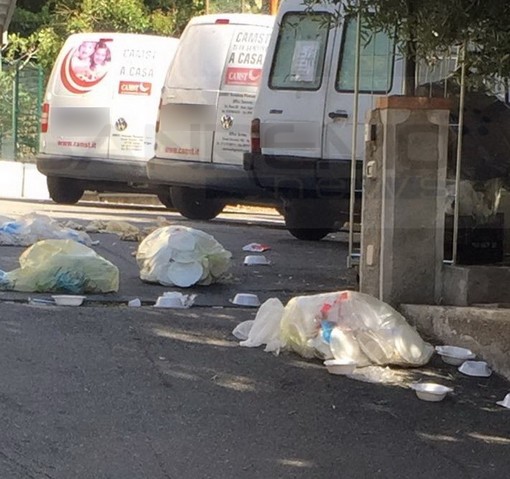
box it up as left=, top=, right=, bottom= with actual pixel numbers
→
left=401, top=304, right=510, bottom=381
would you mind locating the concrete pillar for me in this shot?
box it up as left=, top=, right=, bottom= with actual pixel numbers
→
left=360, top=96, right=450, bottom=306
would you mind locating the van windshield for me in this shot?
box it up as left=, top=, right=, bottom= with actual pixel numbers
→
left=269, top=13, right=330, bottom=91
left=336, top=17, right=394, bottom=93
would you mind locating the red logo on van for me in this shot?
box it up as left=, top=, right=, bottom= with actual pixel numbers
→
left=60, top=39, right=112, bottom=94
left=225, top=67, right=262, bottom=86
left=118, top=81, right=152, bottom=96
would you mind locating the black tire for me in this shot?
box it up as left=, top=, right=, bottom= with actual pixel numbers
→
left=47, top=176, right=84, bottom=205
left=287, top=227, right=332, bottom=241
left=170, top=186, right=226, bottom=220
left=157, top=191, right=174, bottom=209
left=283, top=198, right=337, bottom=241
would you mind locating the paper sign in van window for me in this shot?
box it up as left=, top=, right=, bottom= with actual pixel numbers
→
left=290, top=40, right=320, bottom=82
left=60, top=38, right=113, bottom=94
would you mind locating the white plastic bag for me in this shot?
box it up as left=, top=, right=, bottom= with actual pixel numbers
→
left=0, top=239, right=119, bottom=293
left=239, top=298, right=285, bottom=353
left=136, top=226, right=232, bottom=287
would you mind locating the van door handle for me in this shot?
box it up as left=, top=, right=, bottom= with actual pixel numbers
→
left=328, top=110, right=349, bottom=119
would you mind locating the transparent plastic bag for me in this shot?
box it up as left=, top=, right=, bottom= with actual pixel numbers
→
left=0, top=213, right=92, bottom=246
left=280, top=291, right=433, bottom=366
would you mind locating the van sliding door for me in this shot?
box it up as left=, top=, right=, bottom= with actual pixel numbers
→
left=259, top=12, right=335, bottom=159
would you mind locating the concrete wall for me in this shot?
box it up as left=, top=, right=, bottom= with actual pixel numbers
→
left=0, top=160, right=49, bottom=200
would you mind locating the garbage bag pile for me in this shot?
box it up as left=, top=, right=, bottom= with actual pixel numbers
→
left=0, top=213, right=92, bottom=246
left=0, top=239, right=119, bottom=293
left=234, top=291, right=433, bottom=367
left=136, top=225, right=232, bottom=288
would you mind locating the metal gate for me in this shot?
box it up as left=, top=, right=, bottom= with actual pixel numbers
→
left=0, top=61, right=44, bottom=162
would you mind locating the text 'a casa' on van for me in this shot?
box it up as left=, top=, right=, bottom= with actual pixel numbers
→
left=244, top=0, right=405, bottom=240
left=146, top=13, right=277, bottom=221
left=37, top=33, right=179, bottom=208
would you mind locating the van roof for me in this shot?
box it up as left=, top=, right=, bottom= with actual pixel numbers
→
left=63, top=32, right=179, bottom=43
left=187, top=13, right=275, bottom=28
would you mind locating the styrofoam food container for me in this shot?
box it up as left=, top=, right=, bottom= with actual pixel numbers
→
left=52, top=295, right=86, bottom=306
left=411, top=383, right=453, bottom=402
left=231, top=293, right=261, bottom=307
left=496, top=393, right=510, bottom=409
left=435, top=345, right=475, bottom=365
left=323, top=359, right=357, bottom=375
left=458, top=360, right=492, bottom=377
left=243, top=255, right=270, bottom=266
left=154, top=295, right=185, bottom=308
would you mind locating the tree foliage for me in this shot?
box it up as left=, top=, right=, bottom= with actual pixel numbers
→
left=4, top=0, right=205, bottom=75
left=306, top=0, right=510, bottom=93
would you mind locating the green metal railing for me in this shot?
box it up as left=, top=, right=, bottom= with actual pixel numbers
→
left=0, top=61, right=44, bottom=162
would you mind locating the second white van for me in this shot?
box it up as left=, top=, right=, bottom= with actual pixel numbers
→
left=146, top=13, right=276, bottom=220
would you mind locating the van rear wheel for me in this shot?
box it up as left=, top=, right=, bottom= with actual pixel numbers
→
left=47, top=176, right=84, bottom=205
left=170, top=186, right=226, bottom=220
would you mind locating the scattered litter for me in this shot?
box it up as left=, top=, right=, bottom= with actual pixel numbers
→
left=136, top=226, right=232, bottom=288
left=154, top=291, right=196, bottom=309
left=411, top=383, right=453, bottom=402
left=323, top=359, right=357, bottom=376
left=0, top=239, right=119, bottom=293
left=234, top=291, right=433, bottom=369
left=435, top=345, right=476, bottom=365
left=458, top=360, right=492, bottom=377
left=128, top=298, right=142, bottom=307
left=85, top=220, right=141, bottom=241
left=242, top=242, right=271, bottom=252
left=231, top=293, right=261, bottom=307
left=28, top=297, right=55, bottom=305
left=496, top=393, right=510, bottom=409
left=238, top=298, right=285, bottom=351
left=0, top=213, right=92, bottom=246
left=62, top=220, right=85, bottom=231
left=52, top=295, right=86, bottom=306
left=232, top=320, right=255, bottom=340
left=243, top=255, right=271, bottom=266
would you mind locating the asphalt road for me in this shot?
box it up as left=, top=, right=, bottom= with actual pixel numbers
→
left=0, top=198, right=509, bottom=478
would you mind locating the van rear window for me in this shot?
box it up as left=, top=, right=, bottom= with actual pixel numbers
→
left=336, top=17, right=394, bottom=93
left=269, top=13, right=330, bottom=91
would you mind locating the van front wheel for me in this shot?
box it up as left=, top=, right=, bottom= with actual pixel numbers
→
left=47, top=176, right=84, bottom=205
left=283, top=199, right=336, bottom=241
left=170, top=186, right=226, bottom=220
left=156, top=191, right=174, bottom=209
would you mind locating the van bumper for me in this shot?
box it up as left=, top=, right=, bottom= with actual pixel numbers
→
left=37, top=154, right=152, bottom=184
left=243, top=153, right=361, bottom=198
left=146, top=157, right=268, bottom=197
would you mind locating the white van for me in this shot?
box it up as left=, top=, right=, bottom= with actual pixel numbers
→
left=146, top=14, right=276, bottom=220
left=37, top=32, right=179, bottom=206
left=243, top=0, right=405, bottom=239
